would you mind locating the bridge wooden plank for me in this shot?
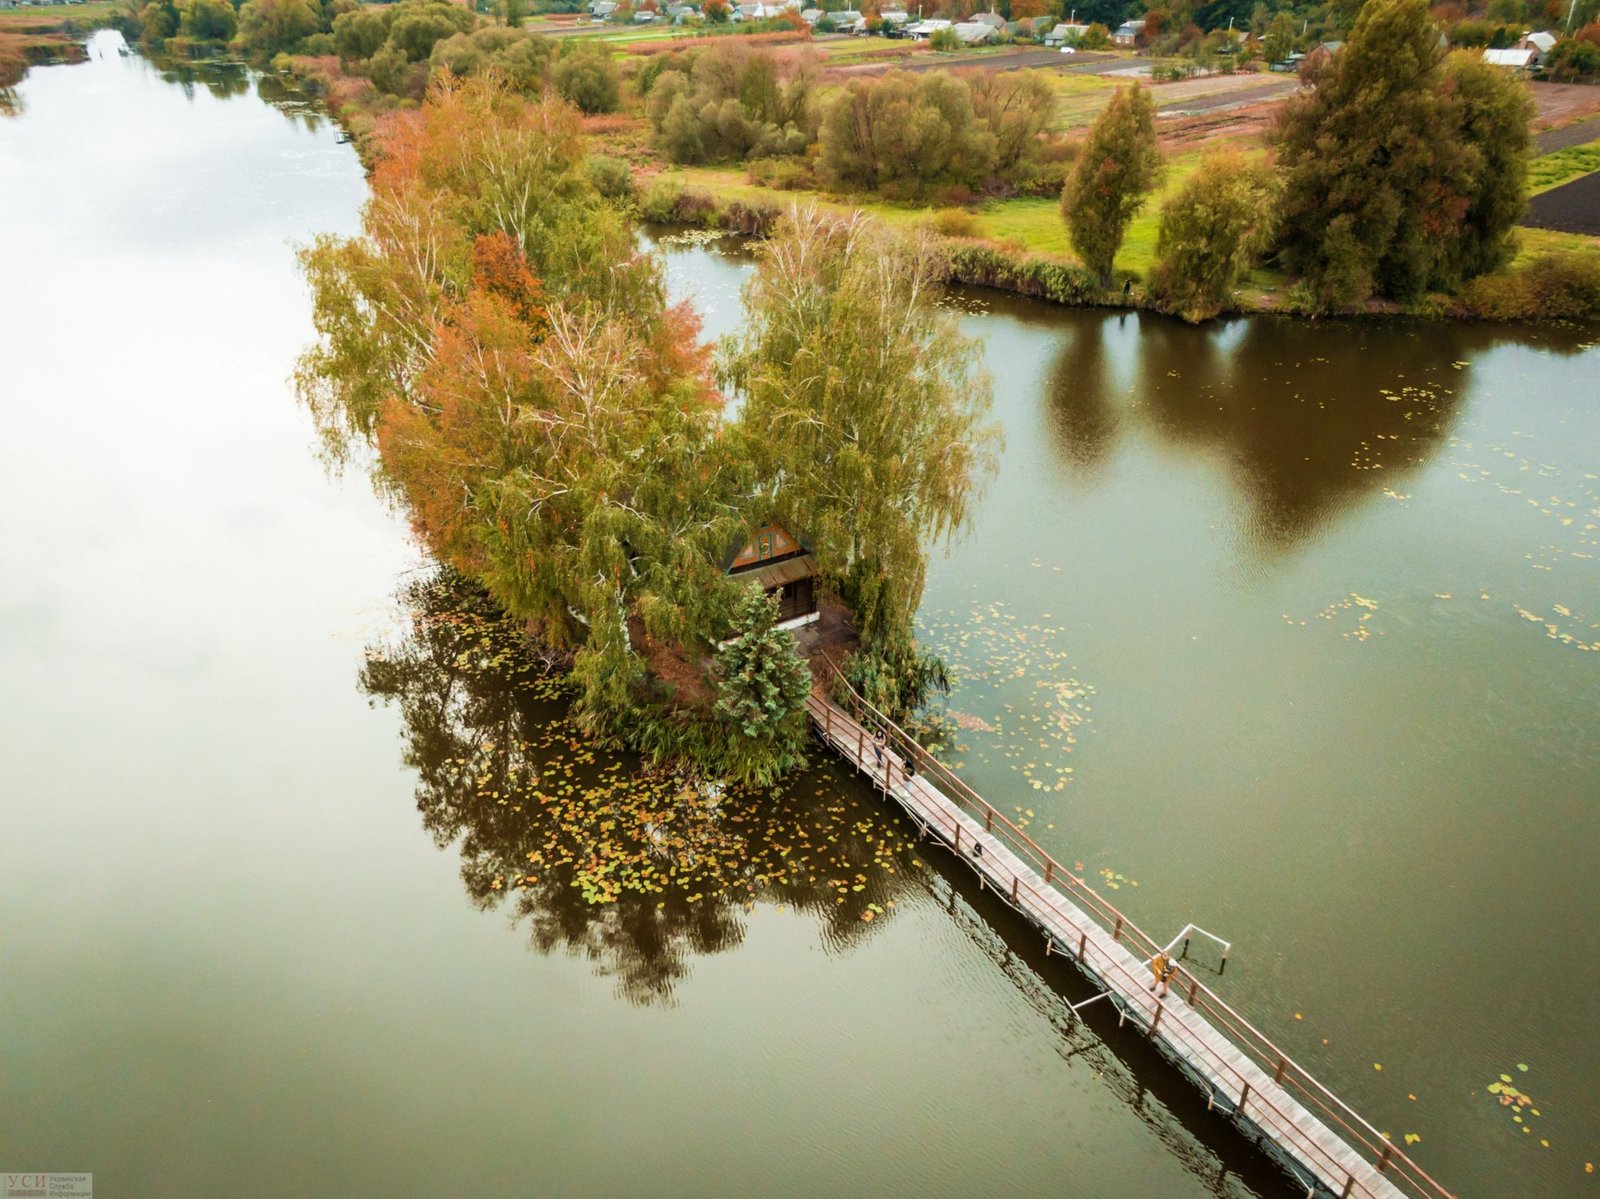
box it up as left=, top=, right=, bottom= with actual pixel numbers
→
left=807, top=688, right=1413, bottom=1199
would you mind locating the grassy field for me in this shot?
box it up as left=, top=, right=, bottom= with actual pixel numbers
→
left=0, top=0, right=120, bottom=23
left=1041, top=71, right=1117, bottom=133
left=1527, top=138, right=1600, bottom=195
left=1512, top=225, right=1600, bottom=264
left=663, top=146, right=1219, bottom=280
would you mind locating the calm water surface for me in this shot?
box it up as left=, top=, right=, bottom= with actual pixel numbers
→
left=3, top=33, right=1597, bottom=1199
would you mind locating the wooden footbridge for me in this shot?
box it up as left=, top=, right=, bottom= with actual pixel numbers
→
left=805, top=656, right=1456, bottom=1199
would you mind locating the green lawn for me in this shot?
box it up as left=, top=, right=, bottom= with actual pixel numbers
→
left=1512, top=225, right=1600, bottom=265
left=0, top=1, right=121, bottom=30
left=667, top=151, right=1215, bottom=280
left=1527, top=138, right=1600, bottom=195
left=972, top=151, right=1209, bottom=276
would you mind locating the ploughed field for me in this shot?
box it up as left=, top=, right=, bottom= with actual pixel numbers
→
left=1524, top=168, right=1600, bottom=235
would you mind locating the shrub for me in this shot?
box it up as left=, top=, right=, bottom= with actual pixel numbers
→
left=553, top=43, right=620, bottom=112
left=719, top=197, right=780, bottom=233
left=639, top=175, right=685, bottom=222
left=1079, top=22, right=1110, bottom=48
left=1547, top=36, right=1600, bottom=80
left=928, top=207, right=982, bottom=238
left=819, top=70, right=997, bottom=193
left=643, top=43, right=818, bottom=165
left=745, top=156, right=815, bottom=189
left=586, top=154, right=633, bottom=198
left=1460, top=255, right=1600, bottom=321
left=944, top=244, right=1103, bottom=304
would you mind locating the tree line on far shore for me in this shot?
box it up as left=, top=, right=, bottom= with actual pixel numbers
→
left=1062, top=0, right=1595, bottom=318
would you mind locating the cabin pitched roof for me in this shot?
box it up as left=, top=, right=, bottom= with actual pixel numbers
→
left=724, top=520, right=812, bottom=574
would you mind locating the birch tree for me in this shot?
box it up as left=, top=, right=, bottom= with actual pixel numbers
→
left=719, top=206, right=1000, bottom=714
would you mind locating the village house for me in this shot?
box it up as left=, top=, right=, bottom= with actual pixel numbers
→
left=1482, top=46, right=1538, bottom=70
left=906, top=17, right=952, bottom=39
left=848, top=9, right=908, bottom=33
left=952, top=19, right=997, bottom=43
left=1111, top=17, right=1144, bottom=45
left=732, top=1, right=790, bottom=18
left=1044, top=21, right=1091, bottom=45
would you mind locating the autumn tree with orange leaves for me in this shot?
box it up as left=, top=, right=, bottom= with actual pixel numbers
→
left=299, top=74, right=751, bottom=746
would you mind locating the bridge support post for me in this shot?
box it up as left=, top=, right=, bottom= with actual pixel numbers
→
left=1238, top=1082, right=1250, bottom=1115
left=1377, top=1144, right=1392, bottom=1173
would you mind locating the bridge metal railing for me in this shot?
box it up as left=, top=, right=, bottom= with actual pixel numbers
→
left=809, top=654, right=1457, bottom=1199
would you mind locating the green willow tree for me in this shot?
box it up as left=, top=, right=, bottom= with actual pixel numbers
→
left=1059, top=82, right=1162, bottom=289
left=719, top=207, right=1000, bottom=716
left=1272, top=0, right=1532, bottom=309
left=1149, top=153, right=1279, bottom=322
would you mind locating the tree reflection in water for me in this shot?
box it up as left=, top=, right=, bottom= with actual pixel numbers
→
left=153, top=56, right=251, bottom=103
left=1045, top=312, right=1597, bottom=559
left=362, top=571, right=920, bottom=1005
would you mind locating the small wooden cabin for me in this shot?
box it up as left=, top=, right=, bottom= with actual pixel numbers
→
left=726, top=521, right=820, bottom=629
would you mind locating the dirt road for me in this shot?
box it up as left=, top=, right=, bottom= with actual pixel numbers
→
left=1536, top=114, right=1600, bottom=156
left=833, top=47, right=1117, bottom=77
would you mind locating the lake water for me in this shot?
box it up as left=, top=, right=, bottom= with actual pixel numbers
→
left=3, top=33, right=1597, bottom=1198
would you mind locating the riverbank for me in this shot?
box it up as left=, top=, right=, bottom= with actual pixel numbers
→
left=270, top=44, right=1600, bottom=326
left=0, top=1, right=122, bottom=81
